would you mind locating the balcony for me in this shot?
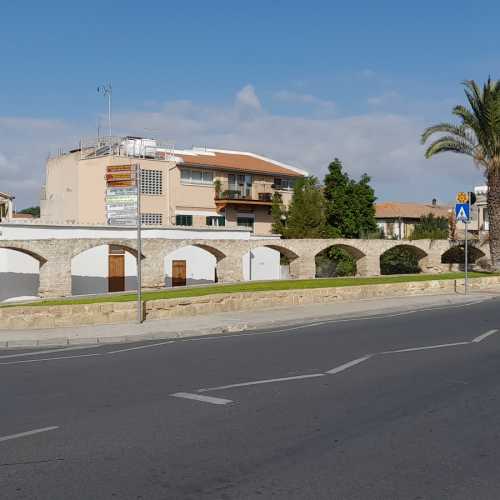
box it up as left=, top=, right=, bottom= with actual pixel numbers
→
left=214, top=181, right=274, bottom=209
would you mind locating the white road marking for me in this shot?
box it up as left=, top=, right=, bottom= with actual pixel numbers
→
left=106, top=340, right=174, bottom=354
left=198, top=373, right=325, bottom=393
left=0, top=344, right=101, bottom=359
left=381, top=341, right=470, bottom=354
left=325, top=355, right=373, bottom=375
left=472, top=329, right=499, bottom=343
left=0, top=353, right=102, bottom=366
left=0, top=426, right=59, bottom=443
left=171, top=392, right=233, bottom=405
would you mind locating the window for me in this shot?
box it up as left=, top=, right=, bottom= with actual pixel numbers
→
left=176, top=214, right=193, bottom=226
left=141, top=213, right=163, bottom=225
left=141, top=169, right=163, bottom=195
left=237, top=217, right=254, bottom=230
left=180, top=168, right=213, bottom=185
left=206, top=216, right=225, bottom=227
left=273, top=177, right=295, bottom=191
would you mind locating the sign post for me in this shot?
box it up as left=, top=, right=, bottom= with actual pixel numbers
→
left=455, top=193, right=471, bottom=295
left=105, top=164, right=142, bottom=322
left=136, top=165, right=142, bottom=323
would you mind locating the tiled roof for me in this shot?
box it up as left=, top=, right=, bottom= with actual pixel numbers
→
left=375, top=202, right=451, bottom=219
left=174, top=148, right=307, bottom=178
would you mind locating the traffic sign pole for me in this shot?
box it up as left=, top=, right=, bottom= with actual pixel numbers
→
left=464, top=219, right=468, bottom=295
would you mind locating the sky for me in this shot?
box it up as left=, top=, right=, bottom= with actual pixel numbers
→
left=1, top=0, right=498, bottom=208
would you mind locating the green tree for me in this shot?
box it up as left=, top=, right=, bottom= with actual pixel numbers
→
left=18, top=206, right=40, bottom=218
left=323, top=158, right=377, bottom=238
left=421, top=79, right=500, bottom=269
left=284, top=177, right=334, bottom=238
left=411, top=214, right=449, bottom=240
left=271, top=192, right=286, bottom=235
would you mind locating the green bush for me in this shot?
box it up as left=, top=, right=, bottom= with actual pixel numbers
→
left=380, top=247, right=420, bottom=275
left=315, top=247, right=356, bottom=277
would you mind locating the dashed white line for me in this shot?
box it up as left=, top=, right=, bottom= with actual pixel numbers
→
left=171, top=392, right=233, bottom=405
left=106, top=340, right=174, bottom=354
left=381, top=341, right=470, bottom=354
left=0, top=353, right=102, bottom=366
left=325, top=355, right=373, bottom=374
left=198, top=373, right=325, bottom=393
left=0, top=426, right=59, bottom=443
left=472, top=329, right=499, bottom=343
left=0, top=344, right=101, bottom=360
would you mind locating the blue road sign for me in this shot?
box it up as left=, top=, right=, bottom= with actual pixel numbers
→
left=455, top=203, right=470, bottom=222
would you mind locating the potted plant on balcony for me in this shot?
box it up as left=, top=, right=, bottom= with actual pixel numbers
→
left=214, top=179, right=222, bottom=199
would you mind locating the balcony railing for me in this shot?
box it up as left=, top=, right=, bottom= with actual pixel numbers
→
left=214, top=182, right=274, bottom=203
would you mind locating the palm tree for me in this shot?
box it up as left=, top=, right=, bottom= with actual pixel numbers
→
left=421, top=79, right=500, bottom=269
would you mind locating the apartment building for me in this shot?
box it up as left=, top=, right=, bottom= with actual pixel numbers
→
left=41, top=137, right=307, bottom=235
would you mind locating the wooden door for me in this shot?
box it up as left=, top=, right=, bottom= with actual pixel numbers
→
left=108, top=254, right=125, bottom=292
left=172, top=260, right=187, bottom=287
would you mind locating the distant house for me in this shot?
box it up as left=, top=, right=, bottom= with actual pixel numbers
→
left=375, top=200, right=451, bottom=239
left=0, top=192, right=13, bottom=222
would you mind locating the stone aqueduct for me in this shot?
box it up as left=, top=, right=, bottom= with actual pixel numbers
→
left=0, top=238, right=490, bottom=298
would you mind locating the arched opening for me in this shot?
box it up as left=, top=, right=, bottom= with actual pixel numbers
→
left=164, top=245, right=221, bottom=287
left=441, top=244, right=486, bottom=271
left=71, top=244, right=138, bottom=295
left=242, top=245, right=297, bottom=281
left=380, top=245, right=427, bottom=275
left=315, top=245, right=365, bottom=278
left=0, top=248, right=42, bottom=302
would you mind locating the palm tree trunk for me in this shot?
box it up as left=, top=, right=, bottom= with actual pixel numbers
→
left=487, top=168, right=500, bottom=269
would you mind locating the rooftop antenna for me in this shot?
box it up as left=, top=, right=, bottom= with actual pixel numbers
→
left=97, top=82, right=112, bottom=137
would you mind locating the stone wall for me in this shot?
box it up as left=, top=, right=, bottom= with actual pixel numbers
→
left=1, top=276, right=499, bottom=331
left=0, top=237, right=492, bottom=298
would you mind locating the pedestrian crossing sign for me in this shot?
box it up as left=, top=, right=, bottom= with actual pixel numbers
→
left=455, top=203, right=470, bottom=222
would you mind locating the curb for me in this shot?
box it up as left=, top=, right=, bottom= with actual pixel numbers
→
left=0, top=294, right=496, bottom=349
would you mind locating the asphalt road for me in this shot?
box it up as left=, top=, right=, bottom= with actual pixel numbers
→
left=2, top=297, right=500, bottom=499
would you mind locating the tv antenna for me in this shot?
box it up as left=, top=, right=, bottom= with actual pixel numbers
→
left=97, top=83, right=112, bottom=137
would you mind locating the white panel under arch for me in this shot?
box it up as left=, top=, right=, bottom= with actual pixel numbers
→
left=164, top=245, right=216, bottom=286
left=71, top=245, right=138, bottom=295
left=242, top=247, right=281, bottom=281
left=0, top=248, right=40, bottom=301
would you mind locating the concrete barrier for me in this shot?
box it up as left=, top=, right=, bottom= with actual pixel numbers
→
left=0, top=276, right=499, bottom=331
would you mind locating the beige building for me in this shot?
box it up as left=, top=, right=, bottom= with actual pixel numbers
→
left=0, top=192, right=14, bottom=222
left=375, top=200, right=451, bottom=239
left=41, top=137, right=307, bottom=236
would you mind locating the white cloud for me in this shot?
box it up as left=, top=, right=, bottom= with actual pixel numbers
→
left=235, top=84, right=261, bottom=110
left=0, top=85, right=485, bottom=207
left=274, top=90, right=336, bottom=114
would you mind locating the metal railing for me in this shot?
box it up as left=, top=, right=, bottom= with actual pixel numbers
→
left=214, top=181, right=274, bottom=202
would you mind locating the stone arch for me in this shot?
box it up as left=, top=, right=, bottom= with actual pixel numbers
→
left=0, top=245, right=47, bottom=265
left=0, top=247, right=43, bottom=301
left=70, top=241, right=143, bottom=260
left=71, top=243, right=138, bottom=295
left=380, top=244, right=428, bottom=275
left=314, top=244, right=366, bottom=278
left=164, top=244, right=222, bottom=287
left=191, top=243, right=226, bottom=262
left=441, top=244, right=486, bottom=271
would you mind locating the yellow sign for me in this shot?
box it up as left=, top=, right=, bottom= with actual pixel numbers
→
left=456, top=192, right=468, bottom=204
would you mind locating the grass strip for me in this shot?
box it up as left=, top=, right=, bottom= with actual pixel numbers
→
left=1, top=272, right=495, bottom=309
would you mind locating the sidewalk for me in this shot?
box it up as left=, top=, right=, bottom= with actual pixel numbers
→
left=0, top=291, right=497, bottom=348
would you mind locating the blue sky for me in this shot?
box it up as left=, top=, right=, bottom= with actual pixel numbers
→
left=1, top=0, right=498, bottom=206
